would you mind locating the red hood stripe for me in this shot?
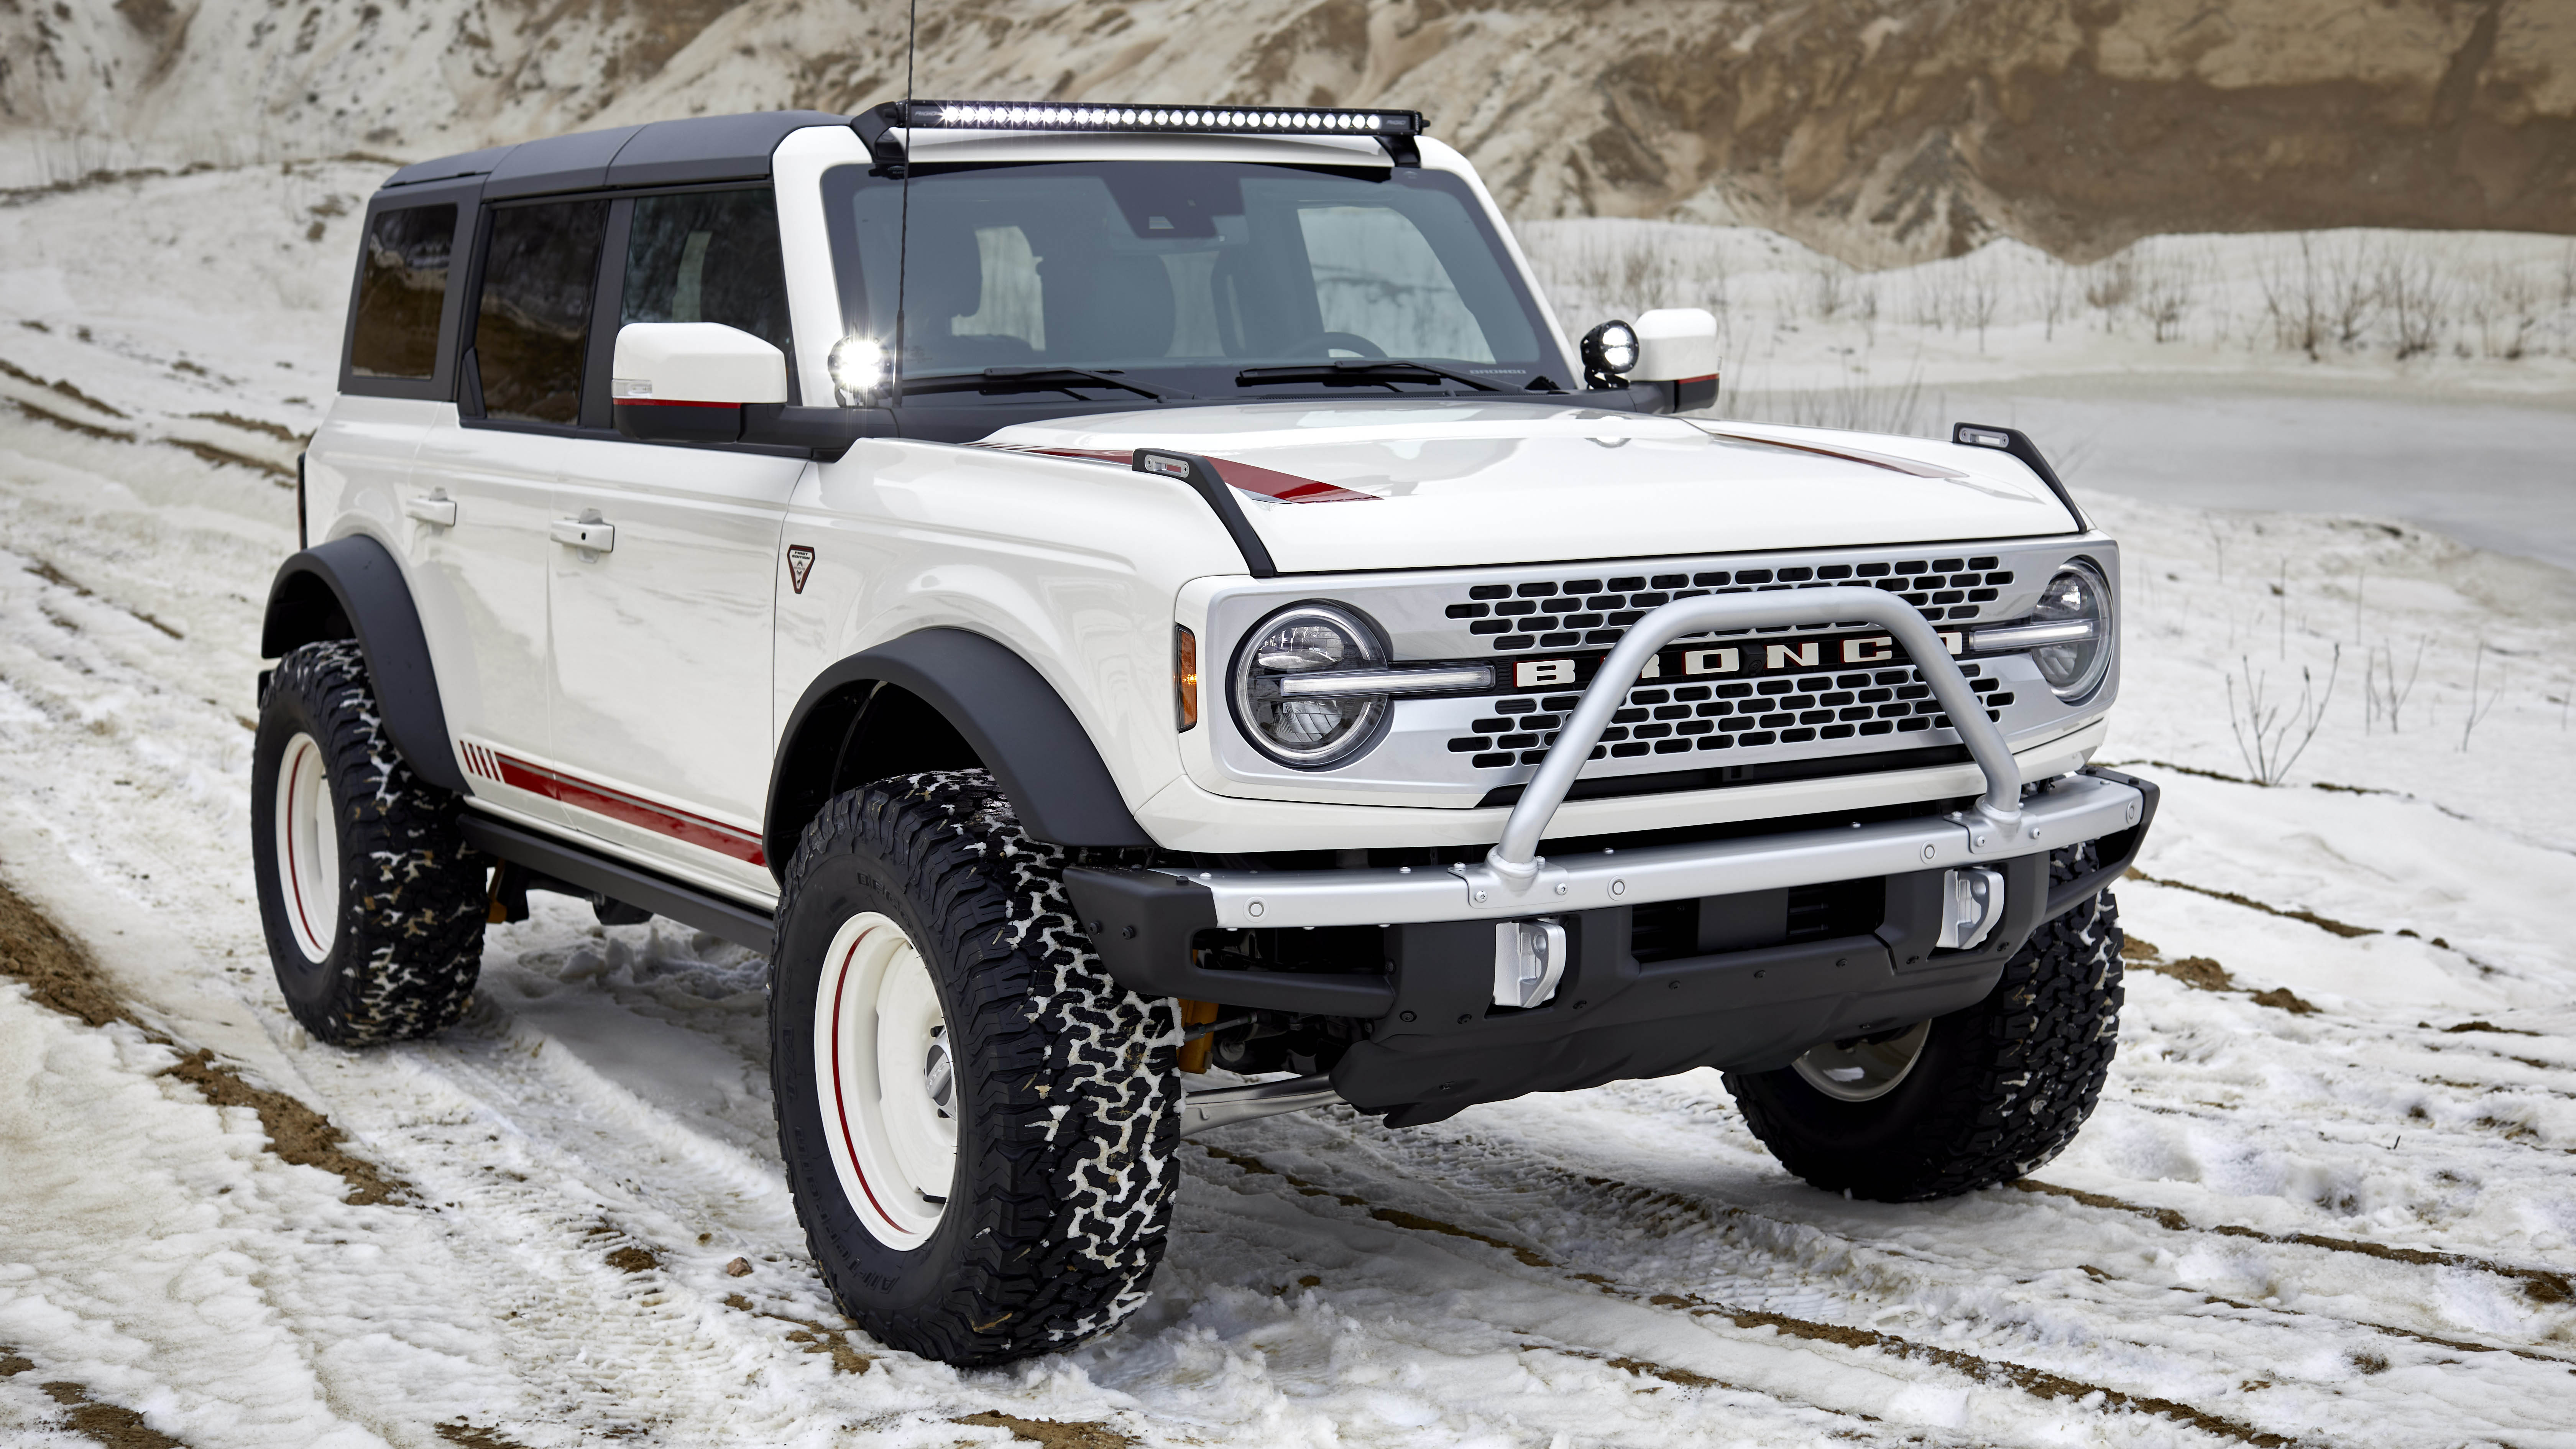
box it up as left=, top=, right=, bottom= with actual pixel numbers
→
left=1202, top=456, right=1375, bottom=504
left=970, top=442, right=1376, bottom=503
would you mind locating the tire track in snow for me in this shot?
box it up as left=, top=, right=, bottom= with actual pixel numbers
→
left=1193, top=1084, right=2574, bottom=1447
left=1193, top=1139, right=2298, bottom=1447
left=2008, top=1179, right=2575, bottom=1309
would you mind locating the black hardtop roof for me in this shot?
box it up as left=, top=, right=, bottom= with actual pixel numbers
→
left=380, top=109, right=851, bottom=197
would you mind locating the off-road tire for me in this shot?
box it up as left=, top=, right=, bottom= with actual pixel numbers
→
left=250, top=639, right=488, bottom=1046
left=1723, top=844, right=2125, bottom=1201
left=770, top=770, right=1183, bottom=1367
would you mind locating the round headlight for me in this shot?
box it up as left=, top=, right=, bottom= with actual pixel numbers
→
left=2031, top=561, right=2114, bottom=700
left=1231, top=603, right=1390, bottom=768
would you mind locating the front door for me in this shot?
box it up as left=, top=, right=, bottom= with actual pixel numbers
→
left=545, top=187, right=805, bottom=899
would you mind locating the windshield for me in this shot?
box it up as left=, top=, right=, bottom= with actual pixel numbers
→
left=821, top=161, right=1572, bottom=401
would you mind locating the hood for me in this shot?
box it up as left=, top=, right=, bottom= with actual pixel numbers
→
left=978, top=401, right=2079, bottom=574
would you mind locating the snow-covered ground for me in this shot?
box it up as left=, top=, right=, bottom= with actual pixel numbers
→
left=2, top=163, right=2574, bottom=1448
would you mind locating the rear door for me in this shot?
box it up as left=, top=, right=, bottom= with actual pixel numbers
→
left=543, top=187, right=805, bottom=896
left=407, top=195, right=613, bottom=827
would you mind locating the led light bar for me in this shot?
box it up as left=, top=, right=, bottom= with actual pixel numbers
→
left=897, top=99, right=1423, bottom=138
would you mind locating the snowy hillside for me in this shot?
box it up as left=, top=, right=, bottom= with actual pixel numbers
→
left=2, top=163, right=2574, bottom=1447
left=7, top=0, right=2571, bottom=266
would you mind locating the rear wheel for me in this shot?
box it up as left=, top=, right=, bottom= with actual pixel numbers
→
left=250, top=640, right=488, bottom=1045
left=770, top=770, right=1182, bottom=1366
left=1724, top=847, right=2125, bottom=1201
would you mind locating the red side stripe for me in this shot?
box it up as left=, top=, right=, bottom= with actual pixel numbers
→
left=613, top=398, right=742, bottom=409
left=473, top=746, right=767, bottom=866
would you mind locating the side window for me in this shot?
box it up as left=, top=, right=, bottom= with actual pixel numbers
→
left=349, top=204, right=457, bottom=379
left=621, top=190, right=792, bottom=356
left=474, top=199, right=609, bottom=425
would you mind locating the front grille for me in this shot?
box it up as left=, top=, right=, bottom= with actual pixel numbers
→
left=1443, top=555, right=2011, bottom=654
left=1442, top=660, right=2011, bottom=769
left=1196, top=535, right=2109, bottom=806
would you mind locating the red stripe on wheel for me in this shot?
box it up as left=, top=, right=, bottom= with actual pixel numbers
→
left=827, top=932, right=904, bottom=1234
left=283, top=739, right=320, bottom=951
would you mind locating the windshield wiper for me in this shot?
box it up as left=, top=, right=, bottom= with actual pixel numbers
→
left=1234, top=360, right=1501, bottom=393
left=900, top=367, right=1189, bottom=401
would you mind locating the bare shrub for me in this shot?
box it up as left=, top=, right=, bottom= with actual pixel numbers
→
left=2380, top=253, right=2450, bottom=359
left=2039, top=266, right=2070, bottom=342
left=2260, top=236, right=2327, bottom=360
left=1962, top=263, right=2001, bottom=351
left=2228, top=647, right=2341, bottom=785
left=2083, top=254, right=2136, bottom=322
left=2460, top=642, right=2505, bottom=751
left=2471, top=261, right=2540, bottom=360
left=2326, top=241, right=2380, bottom=349
left=2365, top=637, right=2426, bottom=734
left=2138, top=255, right=2193, bottom=343
left=1811, top=263, right=1846, bottom=320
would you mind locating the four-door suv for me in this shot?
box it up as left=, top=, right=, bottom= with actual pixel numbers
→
left=256, top=100, right=2154, bottom=1367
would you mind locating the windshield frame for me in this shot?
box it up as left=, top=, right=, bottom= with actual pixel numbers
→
left=817, top=158, right=1579, bottom=412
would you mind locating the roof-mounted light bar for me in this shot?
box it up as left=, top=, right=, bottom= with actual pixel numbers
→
left=897, top=100, right=1423, bottom=138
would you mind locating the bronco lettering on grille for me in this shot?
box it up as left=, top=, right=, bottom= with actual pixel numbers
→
left=1513, top=629, right=1961, bottom=692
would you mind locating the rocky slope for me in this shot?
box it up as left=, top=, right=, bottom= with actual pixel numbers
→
left=5, top=0, right=2569, bottom=264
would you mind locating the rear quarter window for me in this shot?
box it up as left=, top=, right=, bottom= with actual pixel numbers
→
left=348, top=203, right=457, bottom=379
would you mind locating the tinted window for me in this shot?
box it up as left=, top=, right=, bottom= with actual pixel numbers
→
left=348, top=204, right=456, bottom=379
left=475, top=200, right=608, bottom=424
left=622, top=190, right=791, bottom=356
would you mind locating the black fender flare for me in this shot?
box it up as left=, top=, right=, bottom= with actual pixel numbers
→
left=766, top=627, right=1154, bottom=873
left=259, top=534, right=468, bottom=795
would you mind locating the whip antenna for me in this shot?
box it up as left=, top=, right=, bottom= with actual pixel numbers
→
left=892, top=0, right=918, bottom=410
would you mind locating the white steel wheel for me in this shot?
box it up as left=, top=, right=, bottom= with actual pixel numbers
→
left=273, top=731, right=341, bottom=963
left=813, top=910, right=958, bottom=1249
left=1791, top=1020, right=1932, bottom=1103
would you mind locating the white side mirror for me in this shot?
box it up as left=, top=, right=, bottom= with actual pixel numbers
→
left=610, top=322, right=787, bottom=406
left=1630, top=308, right=1718, bottom=383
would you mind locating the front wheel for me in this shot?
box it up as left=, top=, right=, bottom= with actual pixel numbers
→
left=1724, top=847, right=2126, bottom=1202
left=769, top=771, right=1182, bottom=1367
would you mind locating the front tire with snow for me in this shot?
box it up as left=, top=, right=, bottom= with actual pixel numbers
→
left=250, top=639, right=489, bottom=1046
left=1723, top=846, right=2126, bottom=1202
left=770, top=771, right=1182, bottom=1367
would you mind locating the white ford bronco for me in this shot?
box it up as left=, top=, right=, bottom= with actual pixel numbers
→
left=255, top=101, right=2154, bottom=1366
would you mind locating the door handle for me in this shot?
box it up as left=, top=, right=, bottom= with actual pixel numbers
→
left=404, top=493, right=458, bottom=527
left=550, top=519, right=616, bottom=553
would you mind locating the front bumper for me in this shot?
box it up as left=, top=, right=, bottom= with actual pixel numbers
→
left=1066, top=766, right=2152, bottom=1017
left=1065, top=766, right=2155, bottom=1125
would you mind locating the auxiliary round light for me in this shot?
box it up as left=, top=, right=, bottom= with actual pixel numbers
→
left=2031, top=560, right=2114, bottom=701
left=827, top=335, right=890, bottom=402
left=1231, top=603, right=1392, bottom=769
left=1580, top=319, right=1641, bottom=383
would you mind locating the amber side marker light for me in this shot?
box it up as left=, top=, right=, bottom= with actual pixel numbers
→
left=1175, top=626, right=1199, bottom=731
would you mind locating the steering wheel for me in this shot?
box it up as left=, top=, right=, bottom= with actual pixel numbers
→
left=1283, top=331, right=1388, bottom=359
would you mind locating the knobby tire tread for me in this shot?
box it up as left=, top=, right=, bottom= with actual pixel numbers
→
left=259, top=639, right=486, bottom=1046
left=774, top=770, right=1181, bottom=1366
left=1725, top=843, right=2126, bottom=1202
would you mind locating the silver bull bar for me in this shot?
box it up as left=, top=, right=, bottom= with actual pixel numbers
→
left=1158, top=587, right=2141, bottom=930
